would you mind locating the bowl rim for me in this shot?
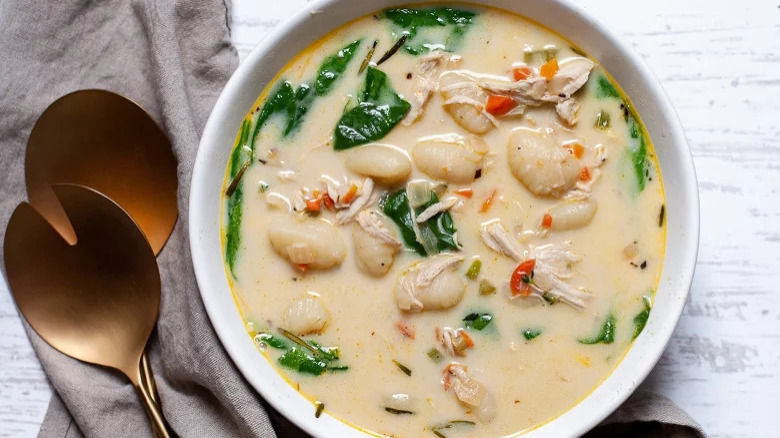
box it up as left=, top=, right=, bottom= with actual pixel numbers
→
left=190, top=1, right=700, bottom=437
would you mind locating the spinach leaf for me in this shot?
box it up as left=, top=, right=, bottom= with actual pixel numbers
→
left=257, top=333, right=288, bottom=350
left=522, top=329, right=542, bottom=341
left=628, top=117, right=648, bottom=192
left=315, top=39, right=362, bottom=95
left=632, top=297, right=652, bottom=340
left=225, top=119, right=252, bottom=275
left=463, top=313, right=493, bottom=331
left=278, top=347, right=328, bottom=375
left=283, top=83, right=315, bottom=136
left=380, top=7, right=477, bottom=55
left=595, top=75, right=620, bottom=99
left=382, top=189, right=459, bottom=255
left=333, top=67, right=410, bottom=150
left=579, top=314, right=616, bottom=345
left=249, top=80, right=296, bottom=150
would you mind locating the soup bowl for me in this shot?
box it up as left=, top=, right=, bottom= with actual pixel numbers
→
left=190, top=0, right=699, bottom=436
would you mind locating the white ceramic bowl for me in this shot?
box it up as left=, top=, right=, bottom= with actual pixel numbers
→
left=190, top=1, right=699, bottom=436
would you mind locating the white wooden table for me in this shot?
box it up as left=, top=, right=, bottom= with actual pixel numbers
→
left=1, top=0, right=778, bottom=436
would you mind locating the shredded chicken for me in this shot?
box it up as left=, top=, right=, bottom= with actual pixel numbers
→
left=556, top=99, right=580, bottom=125
left=522, top=241, right=590, bottom=310
left=564, top=143, right=609, bottom=200
left=356, top=210, right=401, bottom=247
left=336, top=178, right=374, bottom=224
left=416, top=196, right=459, bottom=223
left=436, top=327, right=474, bottom=357
left=442, top=363, right=486, bottom=407
left=403, top=51, right=460, bottom=126
left=480, top=220, right=524, bottom=261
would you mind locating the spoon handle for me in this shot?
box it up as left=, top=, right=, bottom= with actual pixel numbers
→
left=134, top=367, right=176, bottom=438
left=140, top=352, right=160, bottom=405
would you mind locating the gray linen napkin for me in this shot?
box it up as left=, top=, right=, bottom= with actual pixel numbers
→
left=0, top=1, right=706, bottom=437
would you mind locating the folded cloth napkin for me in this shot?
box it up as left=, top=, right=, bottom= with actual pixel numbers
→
left=0, top=1, right=706, bottom=437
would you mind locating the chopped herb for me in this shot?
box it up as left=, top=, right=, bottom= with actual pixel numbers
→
left=541, top=292, right=559, bottom=305
left=479, top=279, right=496, bottom=295
left=384, top=407, right=415, bottom=415
left=659, top=204, right=666, bottom=227
left=579, top=314, right=616, bottom=345
left=595, top=110, right=610, bottom=130
left=327, top=365, right=350, bottom=372
left=256, top=332, right=288, bottom=350
left=333, top=67, right=411, bottom=150
left=465, top=259, right=482, bottom=280
left=392, top=359, right=412, bottom=376
left=376, top=33, right=408, bottom=65
left=632, top=296, right=652, bottom=339
left=463, top=313, right=493, bottom=331
left=315, top=39, right=362, bottom=95
left=358, top=40, right=378, bottom=74
left=595, top=75, right=620, bottom=99
left=379, top=7, right=477, bottom=55
left=315, top=401, right=325, bottom=418
left=383, top=189, right=459, bottom=255
left=427, top=348, right=443, bottom=363
left=523, top=329, right=542, bottom=341
left=431, top=420, right=476, bottom=437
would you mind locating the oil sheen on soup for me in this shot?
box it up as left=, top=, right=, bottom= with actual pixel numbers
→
left=222, top=5, right=665, bottom=437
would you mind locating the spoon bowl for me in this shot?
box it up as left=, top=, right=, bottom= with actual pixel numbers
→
left=4, top=183, right=171, bottom=437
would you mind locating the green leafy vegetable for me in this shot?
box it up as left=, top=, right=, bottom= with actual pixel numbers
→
left=382, top=189, right=459, bottom=255
left=283, top=83, right=315, bottom=136
left=465, top=259, right=481, bottom=280
left=479, top=279, right=496, bottom=295
left=595, top=75, right=620, bottom=99
left=333, top=67, right=411, bottom=150
left=278, top=347, right=329, bottom=375
left=392, top=359, right=412, bottom=376
left=523, top=329, right=542, bottom=341
left=579, top=314, right=616, bottom=345
left=632, top=296, right=652, bottom=339
left=257, top=332, right=288, bottom=350
left=595, top=110, right=610, bottom=130
left=380, top=7, right=477, bottom=55
left=628, top=118, right=648, bottom=192
left=315, top=39, right=362, bottom=95
left=463, top=313, right=493, bottom=331
left=225, top=120, right=252, bottom=275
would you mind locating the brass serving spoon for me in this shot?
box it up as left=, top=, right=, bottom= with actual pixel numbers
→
left=4, top=184, right=174, bottom=438
left=24, top=89, right=179, bottom=406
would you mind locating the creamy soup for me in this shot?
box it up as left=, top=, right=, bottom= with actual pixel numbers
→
left=222, top=5, right=665, bottom=437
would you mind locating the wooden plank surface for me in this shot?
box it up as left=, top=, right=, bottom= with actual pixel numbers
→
left=1, top=0, right=778, bottom=436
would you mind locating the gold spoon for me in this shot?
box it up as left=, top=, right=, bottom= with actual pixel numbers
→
left=24, top=89, right=179, bottom=405
left=4, top=184, right=174, bottom=438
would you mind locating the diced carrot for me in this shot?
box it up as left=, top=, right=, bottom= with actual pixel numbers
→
left=513, top=66, right=532, bottom=81
left=579, top=167, right=591, bottom=181
left=395, top=321, right=415, bottom=339
left=295, top=263, right=309, bottom=272
left=305, top=198, right=321, bottom=212
left=540, top=59, right=559, bottom=80
left=341, top=184, right=358, bottom=204
left=542, top=213, right=553, bottom=229
left=485, top=94, right=517, bottom=116
left=510, top=259, right=536, bottom=296
left=568, top=142, right=585, bottom=159
left=321, top=193, right=335, bottom=211
left=460, top=330, right=475, bottom=348
left=480, top=189, right=497, bottom=213
left=455, top=188, right=474, bottom=199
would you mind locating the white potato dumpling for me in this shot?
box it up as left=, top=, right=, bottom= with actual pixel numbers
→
left=507, top=127, right=579, bottom=197
left=282, top=295, right=329, bottom=335
left=416, top=270, right=466, bottom=310
left=352, top=225, right=397, bottom=276
left=268, top=219, right=346, bottom=270
left=413, top=134, right=489, bottom=184
left=344, top=144, right=412, bottom=186
left=439, top=71, right=494, bottom=134
left=547, top=199, right=598, bottom=231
